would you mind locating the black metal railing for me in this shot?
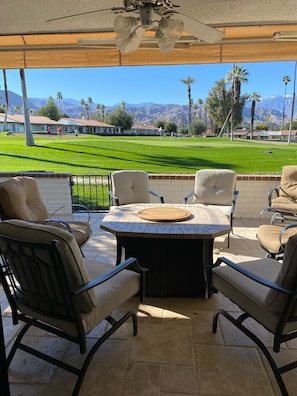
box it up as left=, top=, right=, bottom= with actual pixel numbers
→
left=70, top=174, right=111, bottom=211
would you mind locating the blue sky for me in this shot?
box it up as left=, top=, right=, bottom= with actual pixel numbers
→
left=2, top=61, right=296, bottom=106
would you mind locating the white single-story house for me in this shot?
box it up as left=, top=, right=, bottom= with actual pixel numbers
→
left=59, top=118, right=119, bottom=134
left=125, top=124, right=160, bottom=136
left=0, top=114, right=60, bottom=133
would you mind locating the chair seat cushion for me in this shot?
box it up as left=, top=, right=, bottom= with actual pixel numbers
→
left=271, top=196, right=297, bottom=214
left=212, top=258, right=283, bottom=333
left=257, top=224, right=296, bottom=253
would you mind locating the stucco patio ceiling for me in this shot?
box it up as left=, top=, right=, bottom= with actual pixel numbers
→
left=1, top=0, right=297, bottom=69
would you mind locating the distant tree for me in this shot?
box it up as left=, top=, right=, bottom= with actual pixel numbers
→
left=247, top=92, right=261, bottom=139
left=37, top=96, right=60, bottom=120
left=178, top=126, right=189, bottom=135
left=154, top=119, right=166, bottom=129
left=87, top=97, right=93, bottom=114
left=20, top=69, right=34, bottom=146
left=225, top=65, right=249, bottom=140
left=56, top=91, right=63, bottom=115
left=206, top=77, right=246, bottom=135
left=106, top=106, right=134, bottom=131
left=164, top=121, right=177, bottom=133
left=190, top=120, right=206, bottom=136
left=284, top=120, right=297, bottom=129
left=281, top=75, right=291, bottom=130
left=205, top=79, right=230, bottom=134
left=2, top=69, right=8, bottom=131
left=180, top=76, right=196, bottom=136
left=256, top=122, right=268, bottom=131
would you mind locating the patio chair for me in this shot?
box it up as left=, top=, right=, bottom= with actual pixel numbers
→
left=0, top=176, right=91, bottom=248
left=0, top=219, right=146, bottom=396
left=259, top=165, right=297, bottom=224
left=109, top=170, right=164, bottom=206
left=183, top=169, right=238, bottom=247
left=211, top=233, right=297, bottom=396
left=109, top=170, right=164, bottom=263
left=257, top=223, right=297, bottom=260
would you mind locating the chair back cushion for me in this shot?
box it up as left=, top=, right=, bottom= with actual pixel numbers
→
left=193, top=169, right=236, bottom=205
left=111, top=170, right=150, bottom=205
left=0, top=176, right=48, bottom=220
left=279, top=165, right=297, bottom=199
left=0, top=219, right=97, bottom=313
left=266, top=233, right=297, bottom=313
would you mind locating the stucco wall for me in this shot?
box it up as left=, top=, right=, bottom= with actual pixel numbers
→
left=0, top=172, right=282, bottom=219
left=149, top=174, right=281, bottom=219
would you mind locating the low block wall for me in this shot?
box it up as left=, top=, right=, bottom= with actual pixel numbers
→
left=149, top=174, right=281, bottom=219
left=0, top=172, right=282, bottom=219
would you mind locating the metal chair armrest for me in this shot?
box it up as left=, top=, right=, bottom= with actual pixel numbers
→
left=279, top=223, right=297, bottom=245
left=149, top=190, right=164, bottom=203
left=183, top=189, right=194, bottom=204
left=231, top=190, right=239, bottom=214
left=108, top=191, right=120, bottom=206
left=49, top=204, right=91, bottom=222
left=71, top=257, right=148, bottom=302
left=268, top=185, right=280, bottom=206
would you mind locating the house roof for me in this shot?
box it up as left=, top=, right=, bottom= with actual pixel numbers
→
left=1, top=1, right=297, bottom=69
left=62, top=118, right=115, bottom=127
left=2, top=114, right=60, bottom=125
left=131, top=124, right=159, bottom=131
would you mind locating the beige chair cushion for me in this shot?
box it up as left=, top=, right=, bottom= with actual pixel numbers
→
left=0, top=219, right=96, bottom=313
left=111, top=170, right=151, bottom=205
left=266, top=233, right=297, bottom=313
left=271, top=166, right=297, bottom=212
left=0, top=176, right=49, bottom=220
left=257, top=224, right=297, bottom=253
left=193, top=169, right=236, bottom=206
left=212, top=257, right=283, bottom=333
left=278, top=165, right=297, bottom=199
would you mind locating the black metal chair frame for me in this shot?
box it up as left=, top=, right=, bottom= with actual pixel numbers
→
left=0, top=235, right=146, bottom=396
left=259, top=184, right=297, bottom=225
left=212, top=256, right=297, bottom=396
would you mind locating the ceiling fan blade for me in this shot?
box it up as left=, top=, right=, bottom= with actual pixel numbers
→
left=180, top=13, right=224, bottom=44
left=47, top=7, right=119, bottom=22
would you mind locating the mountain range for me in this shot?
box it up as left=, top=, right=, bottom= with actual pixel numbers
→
left=0, top=90, right=295, bottom=127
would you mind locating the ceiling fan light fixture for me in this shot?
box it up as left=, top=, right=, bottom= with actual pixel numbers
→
left=115, top=27, right=145, bottom=53
left=114, top=15, right=139, bottom=40
left=155, top=17, right=184, bottom=53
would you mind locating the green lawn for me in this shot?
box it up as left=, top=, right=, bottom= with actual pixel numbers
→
left=0, top=133, right=296, bottom=174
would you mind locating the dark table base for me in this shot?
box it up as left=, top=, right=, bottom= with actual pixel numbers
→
left=119, top=236, right=213, bottom=298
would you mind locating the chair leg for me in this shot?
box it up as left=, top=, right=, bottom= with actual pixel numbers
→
left=213, top=309, right=290, bottom=396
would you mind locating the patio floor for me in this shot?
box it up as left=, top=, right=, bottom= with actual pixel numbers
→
left=1, top=214, right=296, bottom=396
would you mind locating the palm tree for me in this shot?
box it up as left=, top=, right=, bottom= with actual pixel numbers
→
left=56, top=91, right=63, bottom=115
left=247, top=92, right=261, bottom=139
left=2, top=70, right=8, bottom=132
left=225, top=65, right=249, bottom=140
left=180, top=76, right=196, bottom=136
left=20, top=69, right=34, bottom=146
left=281, top=75, right=291, bottom=131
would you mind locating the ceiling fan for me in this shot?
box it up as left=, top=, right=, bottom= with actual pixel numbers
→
left=48, top=0, right=225, bottom=53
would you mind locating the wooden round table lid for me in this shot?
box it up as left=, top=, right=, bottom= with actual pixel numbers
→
left=138, top=207, right=192, bottom=222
